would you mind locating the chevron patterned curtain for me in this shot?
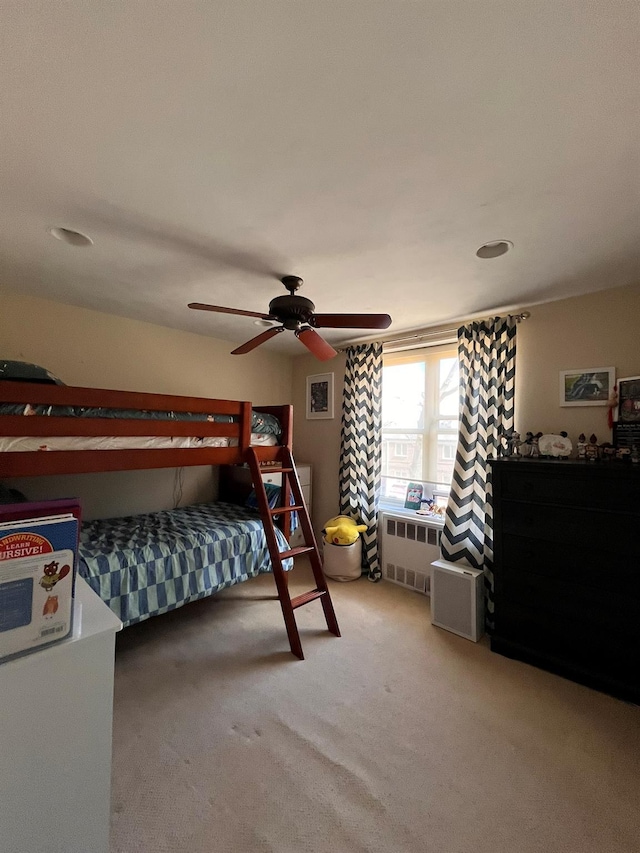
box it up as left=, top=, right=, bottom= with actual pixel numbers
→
left=440, top=317, right=517, bottom=620
left=339, top=342, right=384, bottom=581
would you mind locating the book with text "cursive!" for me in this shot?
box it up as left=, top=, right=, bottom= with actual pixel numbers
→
left=0, top=500, right=81, bottom=662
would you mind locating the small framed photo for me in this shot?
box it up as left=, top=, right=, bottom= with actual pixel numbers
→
left=614, top=376, right=640, bottom=424
left=306, top=373, right=334, bottom=420
left=559, top=367, right=615, bottom=407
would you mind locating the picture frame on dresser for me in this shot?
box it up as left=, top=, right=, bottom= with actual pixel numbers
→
left=559, top=367, right=615, bottom=407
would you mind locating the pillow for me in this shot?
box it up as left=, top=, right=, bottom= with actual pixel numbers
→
left=250, top=411, right=282, bottom=437
left=0, top=360, right=65, bottom=385
left=245, top=482, right=281, bottom=510
left=245, top=484, right=299, bottom=533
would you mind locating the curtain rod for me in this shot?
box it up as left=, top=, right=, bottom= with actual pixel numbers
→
left=338, top=311, right=531, bottom=353
left=384, top=311, right=531, bottom=347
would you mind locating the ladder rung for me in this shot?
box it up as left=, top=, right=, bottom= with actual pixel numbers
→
left=269, top=505, right=304, bottom=515
left=279, top=546, right=314, bottom=560
left=291, top=589, right=326, bottom=609
left=259, top=467, right=293, bottom=474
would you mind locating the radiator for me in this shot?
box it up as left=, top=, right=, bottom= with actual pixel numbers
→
left=379, top=511, right=443, bottom=596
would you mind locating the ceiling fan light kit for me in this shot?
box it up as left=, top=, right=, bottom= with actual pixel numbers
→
left=188, top=276, right=392, bottom=360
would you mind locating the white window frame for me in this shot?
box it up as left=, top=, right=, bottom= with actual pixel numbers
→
left=382, top=345, right=458, bottom=489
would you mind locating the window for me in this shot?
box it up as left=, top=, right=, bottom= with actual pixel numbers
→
left=381, top=345, right=458, bottom=502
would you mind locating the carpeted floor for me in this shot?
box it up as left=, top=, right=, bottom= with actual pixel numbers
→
left=110, top=560, right=640, bottom=853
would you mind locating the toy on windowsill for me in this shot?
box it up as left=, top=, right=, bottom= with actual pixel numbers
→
left=417, top=498, right=435, bottom=515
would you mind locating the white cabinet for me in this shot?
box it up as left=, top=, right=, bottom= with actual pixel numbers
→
left=0, top=577, right=122, bottom=853
left=294, top=463, right=312, bottom=510
left=290, top=463, right=312, bottom=547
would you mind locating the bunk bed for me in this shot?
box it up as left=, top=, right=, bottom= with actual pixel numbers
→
left=0, top=380, right=296, bottom=629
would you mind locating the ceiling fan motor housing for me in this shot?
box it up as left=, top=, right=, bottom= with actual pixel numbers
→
left=268, top=294, right=316, bottom=330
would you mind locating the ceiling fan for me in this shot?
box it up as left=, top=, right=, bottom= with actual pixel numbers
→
left=189, top=276, right=392, bottom=360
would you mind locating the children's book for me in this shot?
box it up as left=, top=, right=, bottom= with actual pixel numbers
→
left=0, top=499, right=81, bottom=662
left=404, top=482, right=424, bottom=511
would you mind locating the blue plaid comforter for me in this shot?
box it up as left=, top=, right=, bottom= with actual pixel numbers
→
left=78, top=502, right=292, bottom=627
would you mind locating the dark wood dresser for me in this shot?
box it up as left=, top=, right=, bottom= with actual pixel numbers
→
left=489, top=457, right=640, bottom=704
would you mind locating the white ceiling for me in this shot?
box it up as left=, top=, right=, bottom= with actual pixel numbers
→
left=1, top=2, right=639, bottom=355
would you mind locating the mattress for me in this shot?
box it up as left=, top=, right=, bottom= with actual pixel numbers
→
left=0, top=433, right=278, bottom=452
left=78, top=501, right=293, bottom=627
left=0, top=403, right=282, bottom=436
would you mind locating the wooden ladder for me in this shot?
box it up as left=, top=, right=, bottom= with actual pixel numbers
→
left=246, top=446, right=341, bottom=659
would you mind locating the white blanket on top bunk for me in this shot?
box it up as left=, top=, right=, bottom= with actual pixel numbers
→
left=0, top=433, right=278, bottom=452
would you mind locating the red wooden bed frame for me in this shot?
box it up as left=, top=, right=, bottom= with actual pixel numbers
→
left=0, top=381, right=340, bottom=659
left=0, top=381, right=292, bottom=478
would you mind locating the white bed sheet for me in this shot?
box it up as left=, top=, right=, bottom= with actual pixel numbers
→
left=0, top=433, right=278, bottom=452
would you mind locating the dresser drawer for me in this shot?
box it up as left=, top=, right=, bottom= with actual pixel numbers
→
left=498, top=467, right=640, bottom=513
left=494, top=601, right=640, bottom=676
left=500, top=501, right=636, bottom=554
left=497, top=570, right=638, bottom=640
left=261, top=471, right=282, bottom=486
left=499, top=534, right=640, bottom=597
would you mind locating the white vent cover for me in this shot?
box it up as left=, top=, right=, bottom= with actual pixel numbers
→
left=384, top=561, right=429, bottom=595
left=380, top=512, right=443, bottom=596
left=430, top=559, right=485, bottom=642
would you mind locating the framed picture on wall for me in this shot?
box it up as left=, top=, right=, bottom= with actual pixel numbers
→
left=559, top=367, right=615, bottom=407
left=614, top=376, right=640, bottom=423
left=306, top=373, right=334, bottom=420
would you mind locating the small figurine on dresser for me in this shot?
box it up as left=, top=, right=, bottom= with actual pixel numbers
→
left=530, top=431, right=542, bottom=457
left=520, top=432, right=534, bottom=457
left=599, top=442, right=616, bottom=460
left=577, top=433, right=587, bottom=460
left=585, top=434, right=599, bottom=461
left=521, top=431, right=542, bottom=457
left=502, top=429, right=521, bottom=457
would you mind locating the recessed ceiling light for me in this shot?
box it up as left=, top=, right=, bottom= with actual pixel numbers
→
left=49, top=226, right=93, bottom=247
left=476, top=240, right=513, bottom=259
left=254, top=319, right=278, bottom=327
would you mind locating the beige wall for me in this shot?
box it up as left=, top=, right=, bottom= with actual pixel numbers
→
left=292, top=281, right=640, bottom=537
left=292, top=353, right=347, bottom=536
left=515, top=281, right=640, bottom=440
left=1, top=289, right=293, bottom=517
left=4, top=280, right=638, bottom=523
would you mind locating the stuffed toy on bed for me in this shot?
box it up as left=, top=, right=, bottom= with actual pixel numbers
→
left=322, top=515, right=367, bottom=546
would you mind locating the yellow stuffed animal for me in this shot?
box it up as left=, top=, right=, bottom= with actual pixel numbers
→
left=323, top=515, right=367, bottom=546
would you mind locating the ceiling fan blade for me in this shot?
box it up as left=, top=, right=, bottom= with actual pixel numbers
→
left=231, top=327, right=284, bottom=355
left=188, top=302, right=274, bottom=320
left=296, top=328, right=338, bottom=361
left=311, top=313, right=392, bottom=330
